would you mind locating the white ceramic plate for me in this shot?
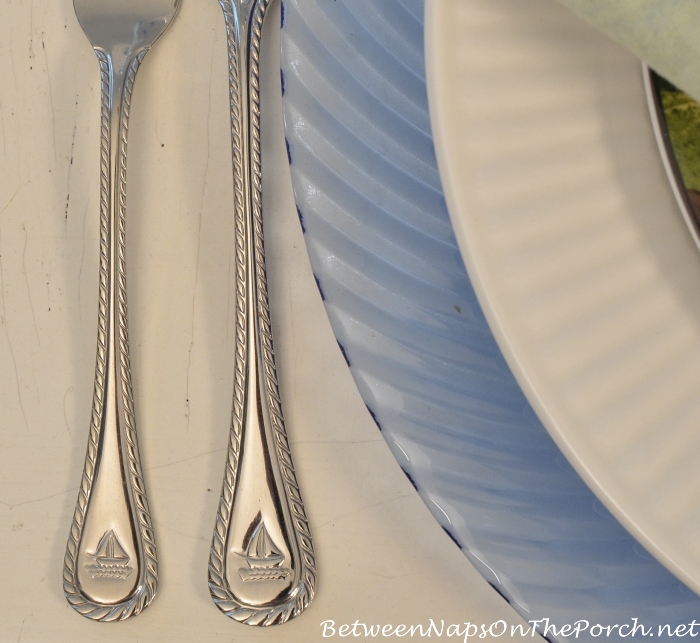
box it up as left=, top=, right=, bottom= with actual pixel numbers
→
left=428, top=0, right=700, bottom=595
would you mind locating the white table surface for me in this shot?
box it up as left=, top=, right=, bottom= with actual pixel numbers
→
left=0, top=1, right=529, bottom=640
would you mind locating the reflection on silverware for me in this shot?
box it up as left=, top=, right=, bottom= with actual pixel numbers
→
left=63, top=0, right=180, bottom=621
left=208, top=0, right=316, bottom=626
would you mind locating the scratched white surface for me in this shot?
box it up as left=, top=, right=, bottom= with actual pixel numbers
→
left=0, top=0, right=526, bottom=640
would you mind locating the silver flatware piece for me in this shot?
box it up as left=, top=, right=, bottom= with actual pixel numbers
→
left=208, top=0, right=316, bottom=625
left=63, top=0, right=180, bottom=621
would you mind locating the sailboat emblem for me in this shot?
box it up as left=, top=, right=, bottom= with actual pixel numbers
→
left=85, top=530, right=133, bottom=580
left=238, top=521, right=290, bottom=582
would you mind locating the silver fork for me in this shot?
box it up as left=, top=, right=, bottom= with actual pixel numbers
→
left=208, top=0, right=316, bottom=625
left=63, top=0, right=180, bottom=621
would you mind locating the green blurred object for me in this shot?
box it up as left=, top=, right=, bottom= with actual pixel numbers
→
left=660, top=85, right=700, bottom=193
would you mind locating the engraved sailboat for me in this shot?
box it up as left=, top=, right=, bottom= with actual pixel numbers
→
left=238, top=521, right=290, bottom=582
left=85, top=530, right=133, bottom=579
left=95, top=530, right=130, bottom=564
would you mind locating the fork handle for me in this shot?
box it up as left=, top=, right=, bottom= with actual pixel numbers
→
left=63, top=49, right=158, bottom=621
left=208, top=0, right=316, bottom=626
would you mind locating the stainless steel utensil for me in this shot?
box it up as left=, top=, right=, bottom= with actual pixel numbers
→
left=208, top=0, right=316, bottom=625
left=63, top=0, right=180, bottom=621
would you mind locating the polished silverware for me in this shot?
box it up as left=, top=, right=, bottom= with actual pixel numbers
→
left=63, top=0, right=180, bottom=621
left=208, top=0, right=316, bottom=626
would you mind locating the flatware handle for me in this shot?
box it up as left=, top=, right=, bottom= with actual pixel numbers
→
left=208, top=0, right=316, bottom=626
left=63, top=49, right=158, bottom=621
